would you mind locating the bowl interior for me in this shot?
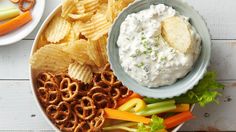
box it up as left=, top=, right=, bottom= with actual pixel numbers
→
left=108, top=0, right=211, bottom=98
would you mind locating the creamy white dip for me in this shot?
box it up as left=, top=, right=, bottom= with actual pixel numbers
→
left=117, top=4, right=201, bottom=87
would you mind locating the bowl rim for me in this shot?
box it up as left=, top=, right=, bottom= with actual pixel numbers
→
left=29, top=4, right=61, bottom=132
left=29, top=3, right=195, bottom=132
left=107, top=0, right=211, bottom=99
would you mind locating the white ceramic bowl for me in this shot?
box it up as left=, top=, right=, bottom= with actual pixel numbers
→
left=108, top=0, right=211, bottom=99
left=29, top=4, right=195, bottom=132
left=0, top=0, right=45, bottom=46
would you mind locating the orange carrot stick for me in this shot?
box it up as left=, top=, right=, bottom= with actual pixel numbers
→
left=164, top=111, right=194, bottom=129
left=117, top=92, right=142, bottom=107
left=104, top=108, right=151, bottom=124
left=0, top=11, right=32, bottom=36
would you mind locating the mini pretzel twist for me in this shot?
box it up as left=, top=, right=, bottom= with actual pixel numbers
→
left=109, top=87, right=121, bottom=100
left=37, top=72, right=54, bottom=87
left=58, top=111, right=78, bottom=132
left=60, top=78, right=79, bottom=102
left=88, top=86, right=111, bottom=108
left=103, top=63, right=112, bottom=72
left=119, top=86, right=132, bottom=98
left=74, top=121, right=94, bottom=132
left=92, top=93, right=109, bottom=109
left=102, top=63, right=122, bottom=87
left=46, top=101, right=71, bottom=124
left=88, top=86, right=107, bottom=96
left=37, top=87, right=49, bottom=105
left=74, top=96, right=96, bottom=120
left=93, top=73, right=104, bottom=86
left=77, top=81, right=91, bottom=97
left=91, top=109, right=105, bottom=131
left=108, top=97, right=118, bottom=109
left=18, top=0, right=35, bottom=12
left=101, top=71, right=116, bottom=86
left=54, top=73, right=70, bottom=85
left=44, top=81, right=61, bottom=104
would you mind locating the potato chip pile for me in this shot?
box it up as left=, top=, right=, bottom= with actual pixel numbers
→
left=30, top=0, right=134, bottom=84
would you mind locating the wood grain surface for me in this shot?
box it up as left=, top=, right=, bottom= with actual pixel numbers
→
left=0, top=0, right=235, bottom=131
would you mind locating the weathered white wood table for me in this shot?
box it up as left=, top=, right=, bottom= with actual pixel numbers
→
left=0, top=0, right=236, bottom=131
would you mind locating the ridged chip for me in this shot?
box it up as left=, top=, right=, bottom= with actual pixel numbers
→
left=68, top=62, right=93, bottom=84
left=71, top=22, right=81, bottom=39
left=62, top=29, right=76, bottom=42
left=97, top=3, right=108, bottom=14
left=162, top=16, right=191, bottom=53
left=87, top=35, right=108, bottom=67
left=30, top=44, right=73, bottom=73
left=99, top=0, right=107, bottom=3
left=62, top=39, right=95, bottom=66
left=45, top=16, right=71, bottom=43
left=106, top=0, right=134, bottom=22
left=77, top=13, right=112, bottom=40
left=106, top=0, right=116, bottom=22
left=78, top=0, right=99, bottom=14
left=68, top=12, right=93, bottom=21
left=37, top=35, right=47, bottom=49
left=61, top=0, right=77, bottom=18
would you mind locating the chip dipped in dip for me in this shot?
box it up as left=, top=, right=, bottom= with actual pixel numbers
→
left=117, top=4, right=201, bottom=87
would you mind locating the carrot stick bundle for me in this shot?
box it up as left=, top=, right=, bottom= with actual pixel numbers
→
left=0, top=11, right=32, bottom=36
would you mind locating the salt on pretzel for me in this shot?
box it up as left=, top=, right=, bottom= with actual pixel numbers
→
left=74, top=96, right=96, bottom=120
left=46, top=101, right=71, bottom=124
left=18, top=0, right=35, bottom=12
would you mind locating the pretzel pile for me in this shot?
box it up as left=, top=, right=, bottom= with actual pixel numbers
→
left=92, top=64, right=132, bottom=109
left=36, top=64, right=132, bottom=132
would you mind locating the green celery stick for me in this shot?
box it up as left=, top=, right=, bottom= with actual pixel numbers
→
left=146, top=100, right=175, bottom=109
left=136, top=104, right=176, bottom=116
left=0, top=8, right=20, bottom=21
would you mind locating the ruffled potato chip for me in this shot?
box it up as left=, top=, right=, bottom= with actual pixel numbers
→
left=61, top=0, right=77, bottom=18
left=80, top=0, right=99, bottom=14
left=30, top=44, right=73, bottom=73
left=97, top=3, right=108, bottom=14
left=71, top=22, right=81, bottom=39
left=87, top=35, right=108, bottom=67
left=62, top=39, right=95, bottom=66
left=45, top=16, right=71, bottom=43
left=68, top=12, right=93, bottom=21
left=162, top=16, right=191, bottom=53
left=68, top=62, right=93, bottom=84
left=77, top=13, right=112, bottom=40
left=106, top=0, right=134, bottom=22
